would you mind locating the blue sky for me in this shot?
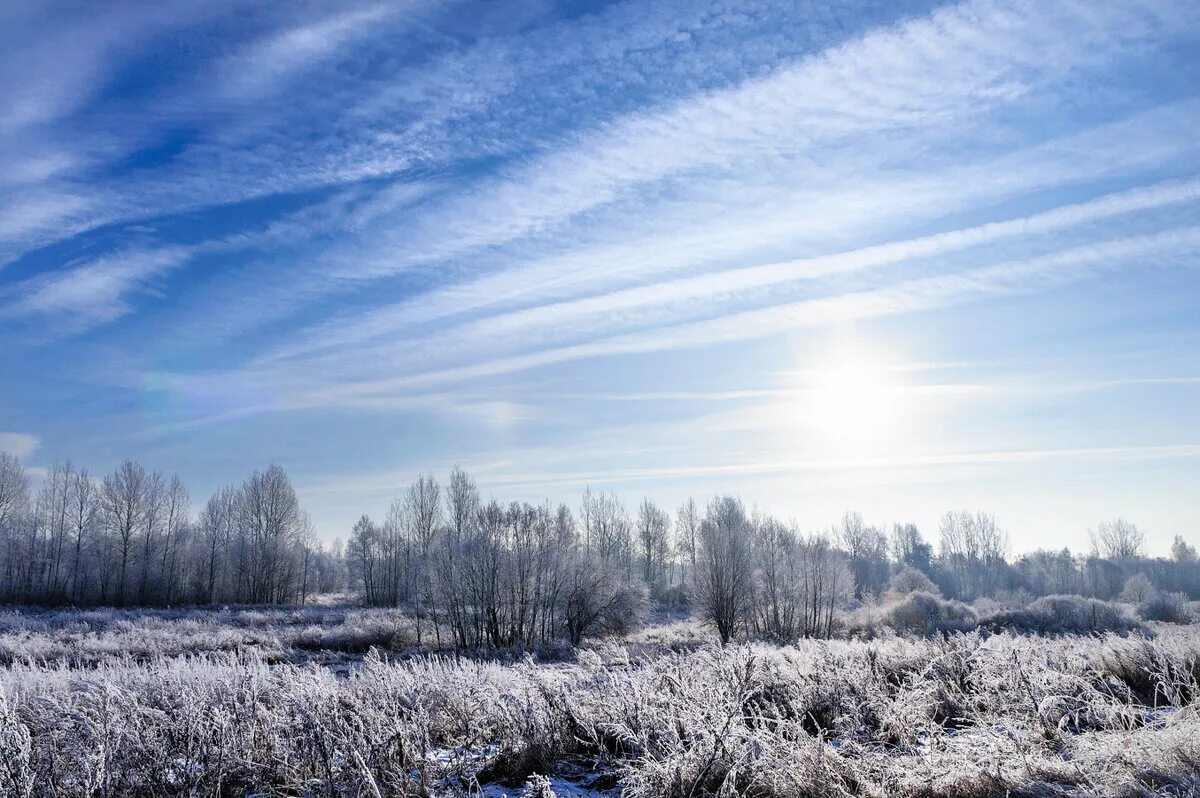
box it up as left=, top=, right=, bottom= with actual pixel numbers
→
left=2, top=0, right=1198, bottom=553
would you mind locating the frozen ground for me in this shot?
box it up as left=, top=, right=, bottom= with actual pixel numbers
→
left=0, top=607, right=1197, bottom=796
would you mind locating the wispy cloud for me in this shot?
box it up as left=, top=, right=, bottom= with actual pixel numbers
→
left=262, top=90, right=1200, bottom=365
left=0, top=0, right=900, bottom=266
left=222, top=218, right=1200, bottom=410
left=300, top=443, right=1200, bottom=498
left=3, top=247, right=193, bottom=334
left=0, top=432, right=41, bottom=459
left=355, top=178, right=1200, bottom=355
left=213, top=4, right=402, bottom=102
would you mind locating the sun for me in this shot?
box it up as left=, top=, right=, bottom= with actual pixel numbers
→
left=803, top=344, right=907, bottom=446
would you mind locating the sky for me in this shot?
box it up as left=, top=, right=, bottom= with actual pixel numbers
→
left=1, top=0, right=1198, bottom=555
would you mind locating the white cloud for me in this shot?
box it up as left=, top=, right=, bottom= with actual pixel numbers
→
left=5, top=247, right=193, bottom=333
left=261, top=73, right=1200, bottom=365
left=213, top=4, right=406, bottom=102
left=388, top=178, right=1200, bottom=352
left=1, top=0, right=853, bottom=266
left=240, top=224, right=1200, bottom=403
left=298, top=441, right=1200, bottom=499
left=0, top=432, right=41, bottom=459
left=319, top=0, right=1193, bottom=279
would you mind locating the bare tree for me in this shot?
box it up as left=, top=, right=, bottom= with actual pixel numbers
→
left=137, top=471, right=165, bottom=604
left=562, top=556, right=646, bottom=645
left=582, top=490, right=631, bottom=573
left=35, top=462, right=75, bottom=601
left=406, top=474, right=442, bottom=555
left=101, top=460, right=148, bottom=606
left=348, top=514, right=382, bottom=605
left=0, top=453, right=29, bottom=528
left=798, top=534, right=854, bottom=639
left=750, top=516, right=799, bottom=641
left=637, top=498, right=670, bottom=588
left=440, top=467, right=479, bottom=647
left=1171, top=535, right=1198, bottom=562
left=674, top=497, right=700, bottom=585
left=939, top=510, right=1009, bottom=599
left=67, top=468, right=99, bottom=603
left=693, top=496, right=755, bottom=644
left=240, top=464, right=303, bottom=603
left=405, top=474, right=442, bottom=644
left=836, top=511, right=889, bottom=600
left=890, top=522, right=932, bottom=573
left=0, top=454, right=31, bottom=603
left=158, top=475, right=189, bottom=605
left=1090, top=518, right=1144, bottom=561
left=196, top=485, right=238, bottom=604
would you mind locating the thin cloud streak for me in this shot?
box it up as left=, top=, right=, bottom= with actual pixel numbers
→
left=301, top=443, right=1200, bottom=497
left=3, top=247, right=194, bottom=334
left=321, top=0, right=1185, bottom=280
left=395, top=178, right=1200, bottom=349
left=264, top=100, right=1200, bottom=365
left=226, top=225, right=1200, bottom=409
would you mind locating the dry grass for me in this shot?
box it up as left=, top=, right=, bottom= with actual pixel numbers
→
left=0, top=605, right=420, bottom=667
left=0, top=611, right=1197, bottom=796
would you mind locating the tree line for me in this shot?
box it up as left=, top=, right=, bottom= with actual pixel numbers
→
left=1, top=452, right=1196, bottom=643
left=343, top=470, right=1199, bottom=645
left=0, top=453, right=342, bottom=606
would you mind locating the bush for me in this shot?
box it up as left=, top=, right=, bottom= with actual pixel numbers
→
left=883, top=591, right=978, bottom=636
left=985, top=594, right=1143, bottom=635
left=1138, top=591, right=1191, bottom=624
left=562, top=564, right=648, bottom=645
left=1119, top=573, right=1155, bottom=605
left=602, top=583, right=649, bottom=638
left=885, top=567, right=939, bottom=599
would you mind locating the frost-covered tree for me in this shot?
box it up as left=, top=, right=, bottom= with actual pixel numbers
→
left=837, top=512, right=889, bottom=599
left=1090, top=518, right=1144, bottom=561
left=0, top=452, right=29, bottom=529
left=890, top=522, right=933, bottom=573
left=1119, top=572, right=1155, bottom=605
left=939, top=510, right=1009, bottom=600
left=1170, top=535, right=1197, bottom=562
left=239, top=464, right=305, bottom=604
left=101, top=460, right=148, bottom=606
left=693, top=496, right=755, bottom=644
left=637, top=498, right=670, bottom=589
left=749, top=517, right=852, bottom=641
left=195, top=484, right=238, bottom=604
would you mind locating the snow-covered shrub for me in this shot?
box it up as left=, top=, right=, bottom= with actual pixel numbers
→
left=1138, top=591, right=1191, bottom=624
left=882, top=591, right=979, bottom=636
left=985, top=594, right=1143, bottom=635
left=885, top=566, right=939, bottom=599
left=562, top=564, right=648, bottom=646
left=969, top=596, right=1002, bottom=622
left=292, top=608, right=417, bottom=652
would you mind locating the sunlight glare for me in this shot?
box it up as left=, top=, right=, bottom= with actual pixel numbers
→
left=805, top=344, right=908, bottom=446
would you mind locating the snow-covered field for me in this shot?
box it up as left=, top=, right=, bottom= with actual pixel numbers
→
left=0, top=608, right=1197, bottom=797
